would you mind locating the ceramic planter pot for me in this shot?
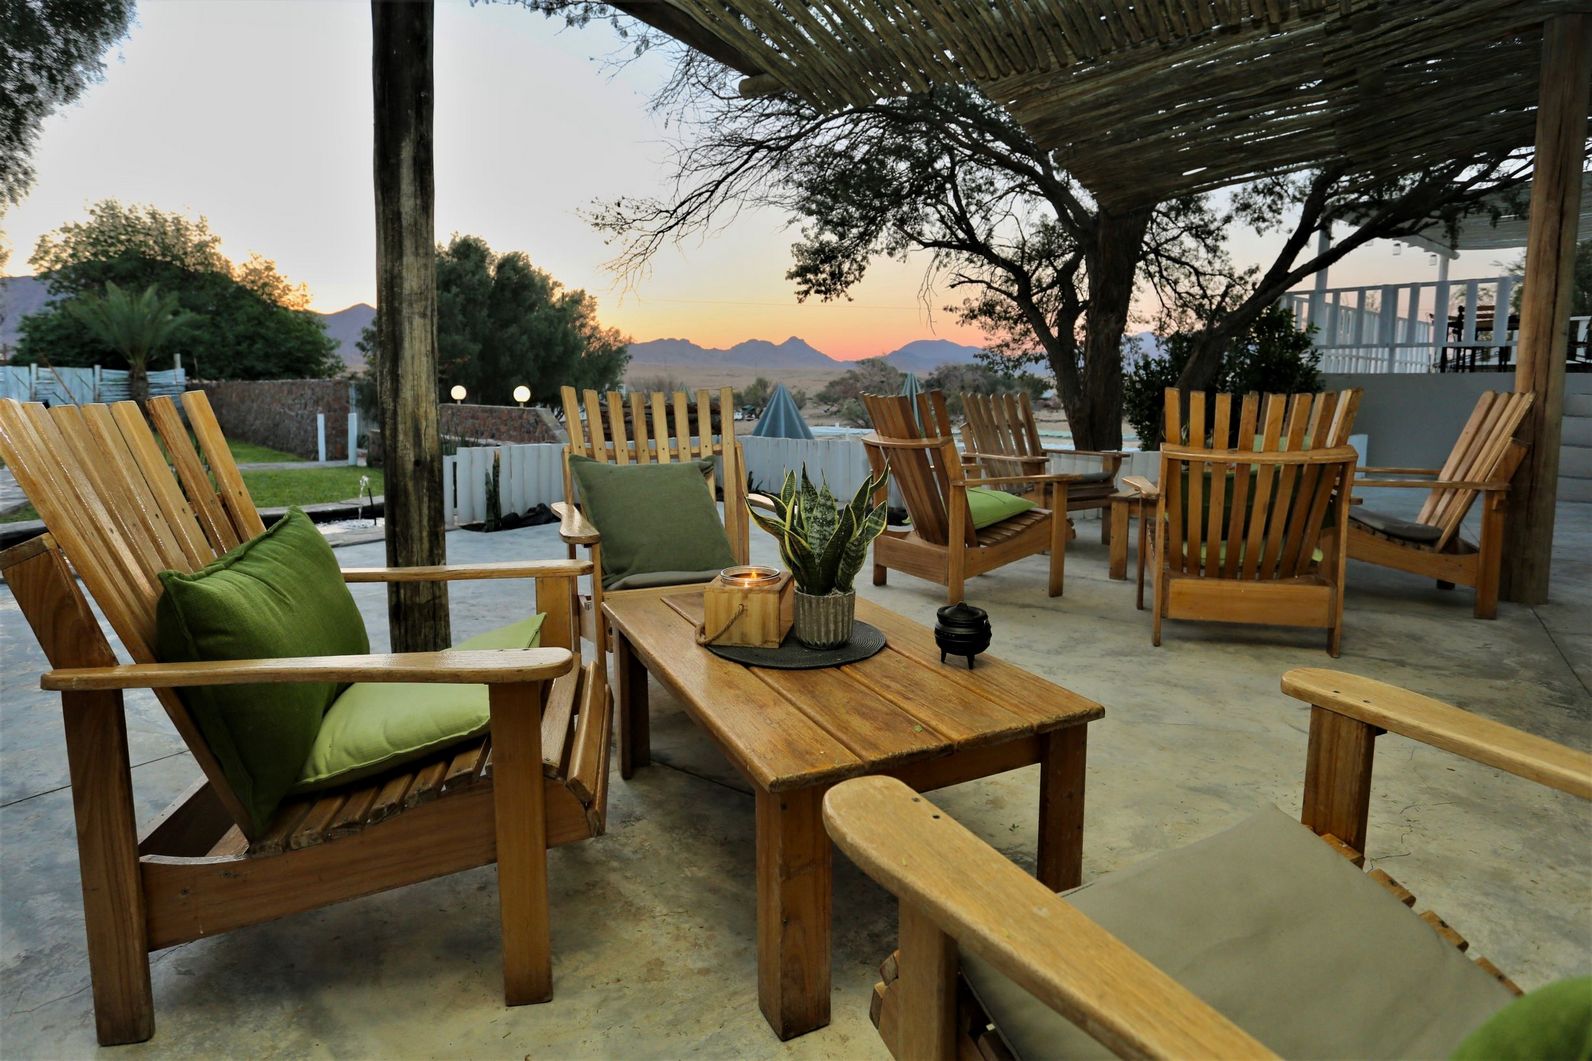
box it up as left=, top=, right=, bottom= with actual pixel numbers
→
left=793, top=589, right=855, bottom=649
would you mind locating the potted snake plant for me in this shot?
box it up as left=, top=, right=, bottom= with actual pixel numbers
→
left=749, top=467, right=890, bottom=649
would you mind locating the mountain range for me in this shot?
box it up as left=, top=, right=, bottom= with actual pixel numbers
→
left=626, top=335, right=988, bottom=372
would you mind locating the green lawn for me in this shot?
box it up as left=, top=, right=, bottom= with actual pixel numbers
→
left=2, top=466, right=382, bottom=524
left=227, top=439, right=304, bottom=464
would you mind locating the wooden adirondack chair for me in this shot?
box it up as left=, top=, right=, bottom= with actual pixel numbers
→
left=1340, top=391, right=1532, bottom=619
left=1128, top=388, right=1361, bottom=656
left=554, top=385, right=749, bottom=667
left=861, top=391, right=1073, bottom=604
left=960, top=391, right=1124, bottom=542
left=0, top=392, right=612, bottom=1045
left=827, top=668, right=1589, bottom=1060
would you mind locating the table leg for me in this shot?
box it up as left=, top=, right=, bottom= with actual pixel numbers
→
left=755, top=786, right=831, bottom=1039
left=1037, top=725, right=1087, bottom=891
left=614, top=629, right=650, bottom=779
left=1109, top=499, right=1129, bottom=580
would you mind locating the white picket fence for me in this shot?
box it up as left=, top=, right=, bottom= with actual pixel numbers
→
left=0, top=364, right=188, bottom=403
left=442, top=437, right=1153, bottom=525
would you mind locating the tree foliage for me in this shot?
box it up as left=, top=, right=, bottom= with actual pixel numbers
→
left=0, top=0, right=134, bottom=206
left=1122, top=304, right=1323, bottom=446
left=66, top=283, right=193, bottom=402
left=16, top=201, right=341, bottom=379
left=363, top=234, right=630, bottom=407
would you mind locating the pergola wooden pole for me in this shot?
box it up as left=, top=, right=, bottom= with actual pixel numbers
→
left=373, top=0, right=451, bottom=650
left=1501, top=14, right=1592, bottom=605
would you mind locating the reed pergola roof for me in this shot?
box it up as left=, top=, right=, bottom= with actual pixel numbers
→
left=620, top=0, right=1588, bottom=205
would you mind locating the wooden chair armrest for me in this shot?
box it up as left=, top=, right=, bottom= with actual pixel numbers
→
left=1283, top=669, right=1592, bottom=800
left=964, top=451, right=1049, bottom=464
left=1121, top=475, right=1159, bottom=499
left=823, top=776, right=1274, bottom=1059
left=1045, top=448, right=1127, bottom=460
left=552, top=501, right=601, bottom=545
left=958, top=472, right=1082, bottom=488
left=42, top=649, right=576, bottom=692
left=1353, top=479, right=1506, bottom=491
left=342, top=559, right=591, bottom=582
left=1357, top=466, right=1440, bottom=476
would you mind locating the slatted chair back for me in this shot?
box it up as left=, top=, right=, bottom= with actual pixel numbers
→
left=961, top=391, right=1046, bottom=479
left=0, top=391, right=273, bottom=831
left=559, top=384, right=748, bottom=562
left=1158, top=388, right=1361, bottom=582
left=861, top=391, right=977, bottom=549
left=1414, top=391, right=1533, bottom=550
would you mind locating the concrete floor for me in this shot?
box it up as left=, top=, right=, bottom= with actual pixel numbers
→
left=2, top=496, right=1588, bottom=1058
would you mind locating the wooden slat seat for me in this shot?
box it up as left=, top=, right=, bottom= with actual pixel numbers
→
left=961, top=391, right=1125, bottom=544
left=1130, top=388, right=1362, bottom=656
left=1342, top=390, right=1532, bottom=619
left=0, top=392, right=613, bottom=1045
left=862, top=390, right=1075, bottom=603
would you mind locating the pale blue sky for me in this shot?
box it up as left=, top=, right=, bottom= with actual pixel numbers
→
left=3, top=0, right=1522, bottom=359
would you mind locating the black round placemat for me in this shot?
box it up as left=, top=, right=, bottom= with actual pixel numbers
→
left=704, top=621, right=886, bottom=669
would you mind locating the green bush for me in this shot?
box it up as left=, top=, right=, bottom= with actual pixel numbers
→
left=1123, top=305, right=1322, bottom=446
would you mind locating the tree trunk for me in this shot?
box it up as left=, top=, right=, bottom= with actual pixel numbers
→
left=128, top=362, right=149, bottom=406
left=1073, top=204, right=1150, bottom=450
left=1176, top=323, right=1233, bottom=393
left=373, top=0, right=450, bottom=650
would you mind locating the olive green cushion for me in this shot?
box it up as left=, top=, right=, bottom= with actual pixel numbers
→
left=155, top=508, right=369, bottom=833
left=1451, top=978, right=1592, bottom=1061
left=568, top=455, right=735, bottom=589
left=966, top=486, right=1037, bottom=530
left=293, top=614, right=546, bottom=791
left=962, top=806, right=1513, bottom=1059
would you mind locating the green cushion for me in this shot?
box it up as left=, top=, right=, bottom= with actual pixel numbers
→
left=155, top=508, right=369, bottom=833
left=1451, top=978, right=1592, bottom=1061
left=568, top=455, right=735, bottom=589
left=962, top=806, right=1513, bottom=1059
left=966, top=486, right=1037, bottom=530
left=294, top=614, right=546, bottom=791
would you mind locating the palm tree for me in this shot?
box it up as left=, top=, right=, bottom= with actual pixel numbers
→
left=67, top=282, right=193, bottom=404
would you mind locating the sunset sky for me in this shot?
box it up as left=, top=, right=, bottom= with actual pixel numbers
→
left=3, top=0, right=1526, bottom=361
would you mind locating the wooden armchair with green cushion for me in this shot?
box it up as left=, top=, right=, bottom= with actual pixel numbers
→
left=825, top=668, right=1592, bottom=1060
left=555, top=384, right=748, bottom=671
left=0, top=393, right=612, bottom=1045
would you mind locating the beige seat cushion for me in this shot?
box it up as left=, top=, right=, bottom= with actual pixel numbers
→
left=962, top=806, right=1512, bottom=1060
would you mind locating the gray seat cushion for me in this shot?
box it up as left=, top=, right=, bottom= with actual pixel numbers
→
left=1351, top=507, right=1444, bottom=544
left=962, top=806, right=1512, bottom=1060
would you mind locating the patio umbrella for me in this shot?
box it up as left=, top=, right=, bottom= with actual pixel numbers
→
left=751, top=383, right=814, bottom=440
left=900, top=372, right=923, bottom=431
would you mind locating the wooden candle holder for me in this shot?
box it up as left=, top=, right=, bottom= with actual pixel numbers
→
left=702, top=566, right=794, bottom=648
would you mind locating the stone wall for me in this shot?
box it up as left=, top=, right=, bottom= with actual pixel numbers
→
left=437, top=403, right=562, bottom=445
left=197, top=379, right=355, bottom=460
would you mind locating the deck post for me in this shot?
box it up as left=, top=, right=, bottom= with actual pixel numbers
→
left=1502, top=14, right=1592, bottom=603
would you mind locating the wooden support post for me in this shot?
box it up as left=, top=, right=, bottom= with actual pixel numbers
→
left=488, top=681, right=552, bottom=1005
left=1037, top=724, right=1087, bottom=890
left=1503, top=14, right=1592, bottom=603
left=756, top=786, right=831, bottom=1039
left=897, top=903, right=958, bottom=1061
left=1301, top=706, right=1379, bottom=854
left=373, top=0, right=451, bottom=650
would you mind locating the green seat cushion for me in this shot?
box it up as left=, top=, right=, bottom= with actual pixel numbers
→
left=1451, top=977, right=1592, bottom=1061
left=568, top=455, right=736, bottom=589
left=962, top=806, right=1513, bottom=1059
left=294, top=614, right=546, bottom=791
left=155, top=508, right=370, bottom=833
left=966, top=486, right=1037, bottom=530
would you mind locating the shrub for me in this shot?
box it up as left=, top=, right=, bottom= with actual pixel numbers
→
left=1123, top=305, right=1322, bottom=446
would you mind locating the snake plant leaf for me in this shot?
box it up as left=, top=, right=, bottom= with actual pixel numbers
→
left=810, top=502, right=856, bottom=594
left=835, top=500, right=889, bottom=593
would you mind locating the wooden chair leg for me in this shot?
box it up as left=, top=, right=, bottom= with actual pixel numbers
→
left=897, top=903, right=958, bottom=1061
left=873, top=562, right=887, bottom=586
left=1098, top=507, right=1110, bottom=544
left=1475, top=498, right=1505, bottom=619
left=1048, top=487, right=1066, bottom=597
left=1301, top=704, right=1379, bottom=854
left=489, top=682, right=552, bottom=1006
left=62, top=690, right=155, bottom=1046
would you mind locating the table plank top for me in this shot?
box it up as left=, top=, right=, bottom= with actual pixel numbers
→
left=603, top=591, right=1103, bottom=792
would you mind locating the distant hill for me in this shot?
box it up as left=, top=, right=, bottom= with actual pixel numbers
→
left=627, top=336, right=837, bottom=370
left=882, top=338, right=986, bottom=374
left=321, top=302, right=375, bottom=371
left=0, top=275, right=56, bottom=353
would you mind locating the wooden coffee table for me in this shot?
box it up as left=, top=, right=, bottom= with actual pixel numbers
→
left=602, top=590, right=1103, bottom=1040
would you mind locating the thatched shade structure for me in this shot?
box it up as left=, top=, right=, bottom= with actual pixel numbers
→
left=610, top=0, right=1590, bottom=604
